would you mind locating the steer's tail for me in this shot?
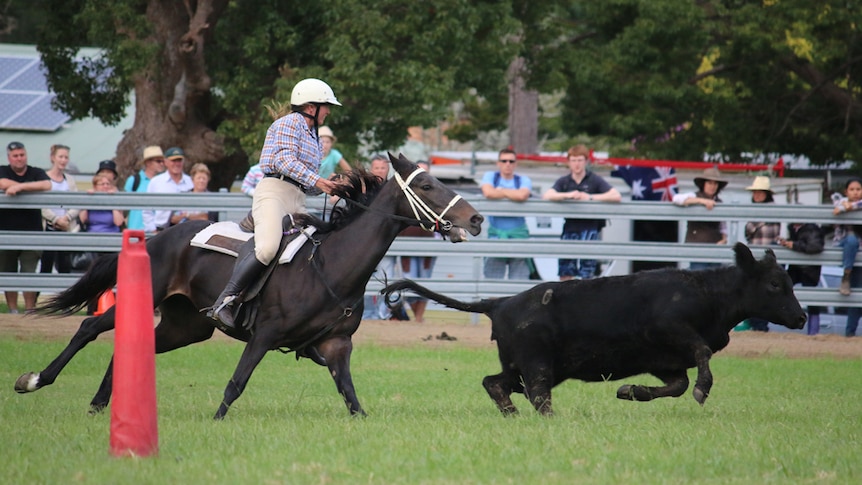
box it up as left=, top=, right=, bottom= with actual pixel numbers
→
left=381, top=279, right=500, bottom=315
left=36, top=253, right=119, bottom=316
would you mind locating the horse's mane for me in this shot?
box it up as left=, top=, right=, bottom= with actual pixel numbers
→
left=293, top=169, right=386, bottom=233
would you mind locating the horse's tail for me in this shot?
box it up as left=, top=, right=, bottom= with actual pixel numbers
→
left=36, top=253, right=119, bottom=316
left=381, top=279, right=500, bottom=315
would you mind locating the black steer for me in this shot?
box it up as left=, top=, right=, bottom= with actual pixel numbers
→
left=382, top=243, right=806, bottom=416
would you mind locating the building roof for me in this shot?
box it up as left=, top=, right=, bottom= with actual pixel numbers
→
left=0, top=43, right=134, bottom=174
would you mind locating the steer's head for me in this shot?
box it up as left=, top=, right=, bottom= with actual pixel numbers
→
left=734, top=242, right=806, bottom=329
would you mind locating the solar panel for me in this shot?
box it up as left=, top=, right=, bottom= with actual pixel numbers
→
left=0, top=55, right=70, bottom=132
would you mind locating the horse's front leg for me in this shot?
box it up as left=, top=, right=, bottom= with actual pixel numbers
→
left=318, top=336, right=365, bottom=416
left=214, top=336, right=270, bottom=420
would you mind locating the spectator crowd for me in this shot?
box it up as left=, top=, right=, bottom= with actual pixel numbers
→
left=3, top=137, right=862, bottom=336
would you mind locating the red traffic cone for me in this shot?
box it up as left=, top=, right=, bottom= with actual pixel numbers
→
left=110, top=230, right=158, bottom=457
left=94, top=290, right=115, bottom=316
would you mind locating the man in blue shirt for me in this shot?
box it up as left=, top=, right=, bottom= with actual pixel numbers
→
left=123, top=146, right=165, bottom=230
left=480, top=148, right=532, bottom=279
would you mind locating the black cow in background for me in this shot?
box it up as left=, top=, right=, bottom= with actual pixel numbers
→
left=382, top=243, right=806, bottom=416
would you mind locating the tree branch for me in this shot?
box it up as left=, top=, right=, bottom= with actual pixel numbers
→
left=687, top=64, right=737, bottom=84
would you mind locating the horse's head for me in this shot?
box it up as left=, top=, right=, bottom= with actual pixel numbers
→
left=389, top=153, right=483, bottom=242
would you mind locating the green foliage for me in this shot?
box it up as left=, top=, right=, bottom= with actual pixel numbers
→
left=2, top=337, right=861, bottom=483
left=32, top=0, right=519, bottom=170
left=25, top=0, right=862, bottom=171
left=537, top=0, right=862, bottom=164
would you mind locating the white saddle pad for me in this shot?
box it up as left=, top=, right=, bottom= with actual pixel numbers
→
left=190, top=221, right=317, bottom=264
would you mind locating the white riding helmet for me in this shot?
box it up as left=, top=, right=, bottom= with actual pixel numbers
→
left=290, top=78, right=342, bottom=106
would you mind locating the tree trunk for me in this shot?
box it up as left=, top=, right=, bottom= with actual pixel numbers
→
left=115, top=0, right=235, bottom=190
left=507, top=57, right=539, bottom=155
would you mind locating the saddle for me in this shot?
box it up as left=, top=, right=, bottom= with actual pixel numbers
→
left=190, top=215, right=317, bottom=264
left=192, top=215, right=318, bottom=330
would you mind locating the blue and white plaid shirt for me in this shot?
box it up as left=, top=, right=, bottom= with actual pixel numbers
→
left=258, top=112, right=323, bottom=188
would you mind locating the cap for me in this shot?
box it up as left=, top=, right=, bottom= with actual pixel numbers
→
left=97, top=159, right=118, bottom=176
left=142, top=146, right=164, bottom=161
left=7, top=141, right=24, bottom=151
left=164, top=147, right=185, bottom=160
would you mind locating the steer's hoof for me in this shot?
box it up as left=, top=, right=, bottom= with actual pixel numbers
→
left=500, top=406, right=519, bottom=417
left=693, top=387, right=708, bottom=405
left=14, top=372, right=38, bottom=393
left=616, top=384, right=635, bottom=401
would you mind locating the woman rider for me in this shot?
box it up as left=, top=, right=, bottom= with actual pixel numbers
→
left=209, top=78, right=343, bottom=329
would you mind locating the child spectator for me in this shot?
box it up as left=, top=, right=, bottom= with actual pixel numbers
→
left=832, top=177, right=862, bottom=295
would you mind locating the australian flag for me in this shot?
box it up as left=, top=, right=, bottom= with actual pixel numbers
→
left=611, top=166, right=678, bottom=201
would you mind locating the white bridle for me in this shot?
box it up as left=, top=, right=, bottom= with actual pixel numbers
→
left=393, top=167, right=462, bottom=232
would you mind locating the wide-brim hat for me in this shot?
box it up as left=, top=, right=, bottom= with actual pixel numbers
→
left=318, top=125, right=336, bottom=142
left=745, top=176, right=774, bottom=193
left=142, top=146, right=164, bottom=161
left=694, top=167, right=728, bottom=190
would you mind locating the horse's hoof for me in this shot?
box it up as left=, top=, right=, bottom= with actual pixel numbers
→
left=14, top=372, right=39, bottom=393
left=693, top=387, right=708, bottom=405
left=88, top=403, right=107, bottom=415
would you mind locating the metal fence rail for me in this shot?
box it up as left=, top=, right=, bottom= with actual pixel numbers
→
left=3, top=190, right=862, bottom=307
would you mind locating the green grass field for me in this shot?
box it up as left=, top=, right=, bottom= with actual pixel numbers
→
left=1, top=337, right=860, bottom=484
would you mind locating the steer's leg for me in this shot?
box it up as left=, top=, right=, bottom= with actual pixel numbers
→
left=483, top=345, right=523, bottom=415
left=616, top=370, right=689, bottom=402
left=520, top=359, right=554, bottom=416
left=691, top=345, right=714, bottom=405
left=318, top=335, right=365, bottom=417
left=482, top=372, right=522, bottom=416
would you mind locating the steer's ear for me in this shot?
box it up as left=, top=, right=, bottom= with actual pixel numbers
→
left=763, top=248, right=777, bottom=264
left=733, top=242, right=756, bottom=272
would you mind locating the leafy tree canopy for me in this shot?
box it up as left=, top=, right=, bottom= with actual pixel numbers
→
left=32, top=0, right=519, bottom=184
left=531, top=0, right=862, bottom=165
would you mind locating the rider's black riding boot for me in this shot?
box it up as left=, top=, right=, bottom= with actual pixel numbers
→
left=208, top=252, right=267, bottom=329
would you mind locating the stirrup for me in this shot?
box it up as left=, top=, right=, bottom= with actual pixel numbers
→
left=214, top=294, right=238, bottom=314
left=206, top=294, right=238, bottom=321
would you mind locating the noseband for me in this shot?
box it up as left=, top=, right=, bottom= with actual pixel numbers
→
left=392, top=167, right=461, bottom=232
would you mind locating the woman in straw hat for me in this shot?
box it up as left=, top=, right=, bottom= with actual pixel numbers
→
left=671, top=167, right=729, bottom=270
left=317, top=125, right=352, bottom=179
left=743, top=176, right=780, bottom=332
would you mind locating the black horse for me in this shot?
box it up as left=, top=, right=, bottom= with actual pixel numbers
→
left=15, top=154, right=483, bottom=419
